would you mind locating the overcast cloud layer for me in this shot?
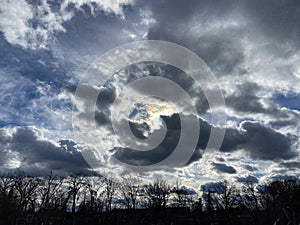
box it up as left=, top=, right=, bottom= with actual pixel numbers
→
left=0, top=0, right=299, bottom=188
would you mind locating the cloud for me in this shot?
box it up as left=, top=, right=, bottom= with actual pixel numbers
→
left=219, top=127, right=246, bottom=152
left=268, top=174, right=299, bottom=182
left=171, top=185, right=197, bottom=195
left=143, top=0, right=300, bottom=121
left=0, top=0, right=33, bottom=49
left=240, top=122, right=297, bottom=160
left=236, top=175, right=258, bottom=184
left=109, top=113, right=298, bottom=171
left=212, top=163, right=236, bottom=174
left=243, top=165, right=257, bottom=172
left=200, top=181, right=225, bottom=194
left=0, top=0, right=135, bottom=49
left=219, top=121, right=297, bottom=161
left=61, top=0, right=135, bottom=18
left=0, top=69, right=73, bottom=137
left=110, top=114, right=182, bottom=167
left=281, top=161, right=300, bottom=169
left=68, top=62, right=211, bottom=136
left=0, top=0, right=299, bottom=186
left=0, top=126, right=91, bottom=175
left=240, top=0, right=300, bottom=46
left=66, top=58, right=298, bottom=181
left=146, top=0, right=246, bottom=76
left=225, top=82, right=265, bottom=113
left=0, top=0, right=67, bottom=49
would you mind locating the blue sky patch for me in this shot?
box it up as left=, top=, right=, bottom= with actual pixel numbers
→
left=272, top=92, right=300, bottom=111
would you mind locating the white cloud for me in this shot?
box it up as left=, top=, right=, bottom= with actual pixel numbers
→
left=0, top=69, right=73, bottom=142
left=123, top=8, right=156, bottom=40
left=61, top=0, right=135, bottom=19
left=0, top=0, right=135, bottom=49
left=0, top=0, right=33, bottom=48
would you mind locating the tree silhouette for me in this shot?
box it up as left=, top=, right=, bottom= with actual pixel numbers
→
left=119, top=175, right=140, bottom=209
left=145, top=179, right=170, bottom=209
left=0, top=172, right=299, bottom=225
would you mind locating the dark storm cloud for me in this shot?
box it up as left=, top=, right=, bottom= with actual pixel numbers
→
left=281, top=161, right=300, bottom=169
left=111, top=114, right=182, bottom=166
left=145, top=0, right=300, bottom=70
left=220, top=121, right=297, bottom=161
left=215, top=157, right=226, bottom=162
left=121, top=63, right=210, bottom=115
left=200, top=181, right=225, bottom=194
left=67, top=62, right=210, bottom=133
left=225, top=82, right=300, bottom=122
left=111, top=113, right=297, bottom=169
left=148, top=24, right=245, bottom=77
left=138, top=0, right=300, bottom=163
left=244, top=165, right=258, bottom=172
left=220, top=127, right=247, bottom=152
left=111, top=113, right=213, bottom=167
left=240, top=122, right=297, bottom=160
left=146, top=0, right=239, bottom=33
left=0, top=127, right=92, bottom=175
left=212, top=163, right=237, bottom=174
left=95, top=84, right=117, bottom=126
left=225, top=82, right=265, bottom=113
left=240, top=0, right=300, bottom=47
left=236, top=175, right=258, bottom=184
left=73, top=61, right=298, bottom=168
left=269, top=119, right=299, bottom=129
left=145, top=0, right=246, bottom=76
left=269, top=174, right=299, bottom=181
left=65, top=83, right=116, bottom=126
left=222, top=122, right=297, bottom=161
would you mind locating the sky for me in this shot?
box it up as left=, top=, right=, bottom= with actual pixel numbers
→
left=0, top=0, right=299, bottom=189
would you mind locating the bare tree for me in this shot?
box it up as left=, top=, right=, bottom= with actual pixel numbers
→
left=171, top=180, right=186, bottom=207
left=171, top=180, right=197, bottom=208
left=201, top=190, right=215, bottom=212
left=103, top=177, right=116, bottom=212
left=83, top=176, right=105, bottom=213
left=38, top=171, right=63, bottom=212
left=242, top=182, right=259, bottom=211
left=201, top=180, right=240, bottom=213
left=119, top=175, right=140, bottom=209
left=145, top=179, right=170, bottom=208
left=0, top=174, right=16, bottom=217
left=13, top=173, right=40, bottom=212
left=201, top=182, right=220, bottom=212
left=66, top=174, right=86, bottom=214
left=217, top=180, right=240, bottom=213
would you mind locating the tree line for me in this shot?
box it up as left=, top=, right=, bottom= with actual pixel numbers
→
left=0, top=171, right=299, bottom=224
